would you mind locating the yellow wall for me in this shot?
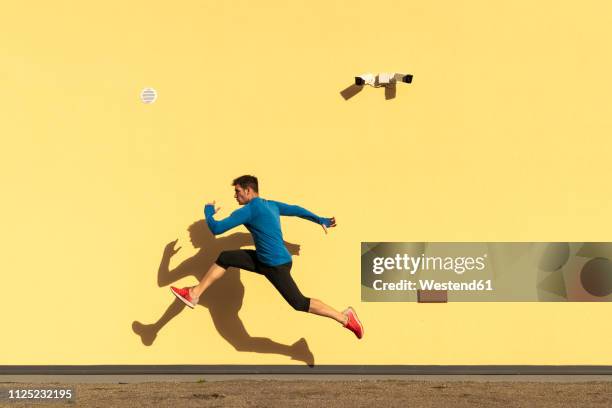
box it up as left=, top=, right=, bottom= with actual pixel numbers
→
left=1, top=1, right=611, bottom=365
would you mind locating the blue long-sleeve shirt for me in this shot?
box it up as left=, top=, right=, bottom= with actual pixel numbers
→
left=205, top=197, right=332, bottom=266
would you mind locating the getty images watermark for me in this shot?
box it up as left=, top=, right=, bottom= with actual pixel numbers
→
left=361, top=242, right=612, bottom=302
left=370, top=252, right=491, bottom=292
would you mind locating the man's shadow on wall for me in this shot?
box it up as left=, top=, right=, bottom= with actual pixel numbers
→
left=131, top=220, right=315, bottom=366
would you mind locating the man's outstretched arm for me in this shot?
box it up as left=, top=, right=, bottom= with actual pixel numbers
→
left=205, top=203, right=251, bottom=235
left=270, top=200, right=336, bottom=230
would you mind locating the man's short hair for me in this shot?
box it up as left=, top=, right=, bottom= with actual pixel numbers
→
left=232, top=175, right=259, bottom=193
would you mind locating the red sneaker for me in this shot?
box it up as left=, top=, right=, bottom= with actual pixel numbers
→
left=170, top=286, right=199, bottom=308
left=343, top=307, right=364, bottom=339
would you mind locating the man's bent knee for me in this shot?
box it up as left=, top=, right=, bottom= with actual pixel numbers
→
left=215, top=251, right=232, bottom=269
left=290, top=296, right=310, bottom=312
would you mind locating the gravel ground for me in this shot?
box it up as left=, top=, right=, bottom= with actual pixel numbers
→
left=1, top=380, right=611, bottom=407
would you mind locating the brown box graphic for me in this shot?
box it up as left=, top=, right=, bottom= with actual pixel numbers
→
left=417, top=290, right=448, bottom=303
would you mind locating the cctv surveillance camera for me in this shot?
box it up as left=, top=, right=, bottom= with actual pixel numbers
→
left=392, top=73, right=414, bottom=84
left=355, top=73, right=375, bottom=86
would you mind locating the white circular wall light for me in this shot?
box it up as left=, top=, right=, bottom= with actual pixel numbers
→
left=140, top=88, right=158, bottom=104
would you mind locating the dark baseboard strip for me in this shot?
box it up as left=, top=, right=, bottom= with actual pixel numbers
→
left=0, top=366, right=611, bottom=375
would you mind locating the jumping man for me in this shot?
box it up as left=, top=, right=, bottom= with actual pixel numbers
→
left=170, top=175, right=363, bottom=339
